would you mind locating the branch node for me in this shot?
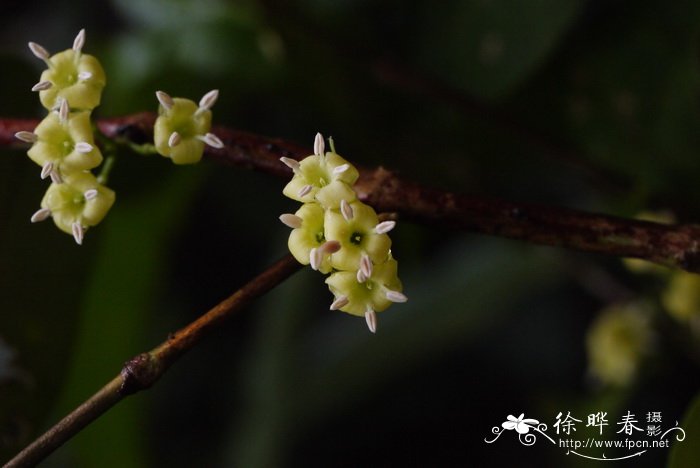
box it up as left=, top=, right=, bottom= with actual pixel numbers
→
left=119, top=352, right=162, bottom=396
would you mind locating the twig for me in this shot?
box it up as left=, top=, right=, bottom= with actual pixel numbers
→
left=3, top=114, right=700, bottom=272
left=3, top=255, right=300, bottom=468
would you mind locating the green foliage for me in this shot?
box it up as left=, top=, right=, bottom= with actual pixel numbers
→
left=2, top=0, right=700, bottom=467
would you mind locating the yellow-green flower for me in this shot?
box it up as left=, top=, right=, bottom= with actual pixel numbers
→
left=282, top=134, right=358, bottom=208
left=25, top=104, right=102, bottom=179
left=34, top=172, right=115, bottom=244
left=324, top=201, right=391, bottom=272
left=586, top=303, right=653, bottom=387
left=29, top=29, right=106, bottom=111
left=154, top=90, right=223, bottom=165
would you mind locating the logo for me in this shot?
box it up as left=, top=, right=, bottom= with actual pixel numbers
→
left=484, top=411, right=685, bottom=461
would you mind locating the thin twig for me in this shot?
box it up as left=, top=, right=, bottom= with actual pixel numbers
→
left=3, top=115, right=700, bottom=272
left=3, top=255, right=300, bottom=468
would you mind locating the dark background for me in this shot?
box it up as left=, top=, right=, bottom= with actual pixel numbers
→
left=1, top=0, right=700, bottom=466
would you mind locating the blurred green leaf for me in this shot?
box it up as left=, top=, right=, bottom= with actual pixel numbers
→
left=667, top=390, right=700, bottom=468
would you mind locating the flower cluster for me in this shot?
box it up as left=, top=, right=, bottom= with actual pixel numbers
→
left=279, top=133, right=407, bottom=333
left=15, top=29, right=114, bottom=245
left=153, top=90, right=223, bottom=164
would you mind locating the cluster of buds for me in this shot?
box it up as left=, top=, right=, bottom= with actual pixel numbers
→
left=279, top=133, right=407, bottom=333
left=153, top=89, right=223, bottom=164
left=15, top=29, right=114, bottom=245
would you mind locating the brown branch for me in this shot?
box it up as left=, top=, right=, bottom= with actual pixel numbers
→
left=3, top=255, right=300, bottom=468
left=3, top=115, right=700, bottom=272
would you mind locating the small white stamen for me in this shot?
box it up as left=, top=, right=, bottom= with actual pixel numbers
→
left=340, top=199, right=354, bottom=221
left=385, top=289, right=408, bottom=303
left=374, top=220, right=396, bottom=234
left=28, top=42, right=50, bottom=61
left=356, top=268, right=368, bottom=283
left=72, top=222, right=84, bottom=245
left=15, top=131, right=38, bottom=143
left=332, top=164, right=349, bottom=175
left=31, top=80, right=52, bottom=92
left=198, top=132, right=224, bottom=149
left=298, top=184, right=313, bottom=198
left=365, top=309, right=377, bottom=334
left=40, top=162, right=54, bottom=179
left=168, top=131, right=181, bottom=148
left=78, top=71, right=93, bottom=81
left=330, top=296, right=349, bottom=310
left=360, top=253, right=373, bottom=279
left=280, top=156, right=300, bottom=171
left=156, top=90, right=174, bottom=110
left=58, top=98, right=69, bottom=123
left=30, top=208, right=51, bottom=223
left=198, top=89, right=219, bottom=111
left=73, top=29, right=86, bottom=53
left=84, top=189, right=98, bottom=201
left=309, top=248, right=322, bottom=270
left=314, top=132, right=325, bottom=156
left=279, top=213, right=302, bottom=229
left=74, top=142, right=93, bottom=153
left=320, top=240, right=341, bottom=254
left=49, top=170, right=63, bottom=184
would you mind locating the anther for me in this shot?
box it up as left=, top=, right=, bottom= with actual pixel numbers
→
left=78, top=71, right=93, bottom=81
left=30, top=208, right=51, bottom=223
left=58, top=98, right=69, bottom=123
left=156, top=90, right=174, bottom=110
left=198, top=89, right=219, bottom=111
left=198, top=133, right=224, bottom=149
left=15, top=131, right=38, bottom=143
left=28, top=42, right=50, bottom=61
left=309, top=248, right=322, bottom=270
left=332, top=164, right=349, bottom=175
left=71, top=222, right=84, bottom=245
left=73, top=29, right=86, bottom=53
left=279, top=213, right=302, bottom=229
left=84, top=189, right=98, bottom=201
left=31, top=80, right=52, bottom=92
left=314, top=132, right=325, bottom=156
left=280, top=156, right=300, bottom=171
left=168, top=131, right=181, bottom=148
left=385, top=289, right=408, bottom=303
left=374, top=220, right=396, bottom=234
left=320, top=240, right=341, bottom=254
left=298, top=184, right=313, bottom=198
left=360, top=253, right=373, bottom=279
left=40, top=162, right=54, bottom=180
left=330, top=296, right=349, bottom=310
left=365, top=309, right=377, bottom=333
left=75, top=142, right=94, bottom=153
left=356, top=268, right=368, bottom=283
left=340, top=199, right=354, bottom=221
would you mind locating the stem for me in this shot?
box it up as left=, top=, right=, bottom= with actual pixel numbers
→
left=96, top=155, right=115, bottom=185
left=3, top=255, right=300, bottom=468
left=3, top=114, right=700, bottom=272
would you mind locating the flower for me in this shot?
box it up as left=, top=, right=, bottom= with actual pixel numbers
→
left=153, top=90, right=223, bottom=164
left=281, top=135, right=359, bottom=208
left=25, top=102, right=102, bottom=179
left=586, top=303, right=653, bottom=387
left=325, top=257, right=405, bottom=317
left=34, top=171, right=115, bottom=244
left=282, top=203, right=338, bottom=274
left=29, top=29, right=106, bottom=111
left=502, top=414, right=539, bottom=434
left=324, top=201, right=391, bottom=271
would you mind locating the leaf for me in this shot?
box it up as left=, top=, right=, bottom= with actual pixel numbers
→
left=667, top=391, right=700, bottom=468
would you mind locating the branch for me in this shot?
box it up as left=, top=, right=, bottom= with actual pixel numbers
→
left=3, top=255, right=301, bottom=468
left=3, top=114, right=700, bottom=273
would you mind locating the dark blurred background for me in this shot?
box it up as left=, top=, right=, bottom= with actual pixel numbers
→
left=2, top=0, right=700, bottom=466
